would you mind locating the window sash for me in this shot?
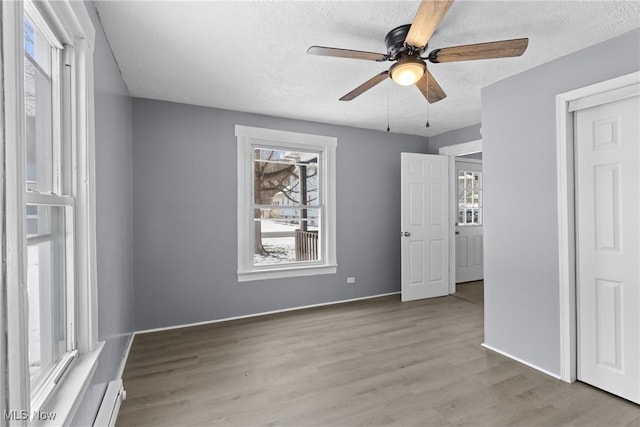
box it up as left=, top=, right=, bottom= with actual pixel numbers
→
left=24, top=5, right=64, bottom=197
left=24, top=195, right=76, bottom=408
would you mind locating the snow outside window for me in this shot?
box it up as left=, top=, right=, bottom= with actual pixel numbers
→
left=236, top=126, right=337, bottom=282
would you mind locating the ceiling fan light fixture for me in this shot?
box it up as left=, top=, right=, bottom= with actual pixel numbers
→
left=390, top=57, right=425, bottom=86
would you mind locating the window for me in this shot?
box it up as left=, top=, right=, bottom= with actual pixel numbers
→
left=236, top=126, right=337, bottom=281
left=23, top=9, right=78, bottom=409
left=2, top=0, right=99, bottom=422
left=457, top=168, right=483, bottom=225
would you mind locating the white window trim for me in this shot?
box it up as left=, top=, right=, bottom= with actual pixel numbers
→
left=1, top=0, right=100, bottom=424
left=236, top=125, right=337, bottom=282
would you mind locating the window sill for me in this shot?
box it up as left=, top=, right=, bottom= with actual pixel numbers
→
left=31, top=341, right=104, bottom=426
left=238, top=264, right=338, bottom=282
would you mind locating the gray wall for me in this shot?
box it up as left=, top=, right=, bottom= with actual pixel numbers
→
left=427, top=123, right=482, bottom=154
left=481, top=28, right=640, bottom=374
left=132, top=98, right=429, bottom=330
left=72, top=2, right=134, bottom=425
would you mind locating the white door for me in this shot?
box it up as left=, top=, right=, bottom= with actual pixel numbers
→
left=455, top=160, right=483, bottom=283
left=401, top=153, right=449, bottom=301
left=575, top=92, right=640, bottom=403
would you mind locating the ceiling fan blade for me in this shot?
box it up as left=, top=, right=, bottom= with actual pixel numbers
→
left=415, top=68, right=446, bottom=104
left=307, top=46, right=388, bottom=62
left=428, top=38, right=529, bottom=63
left=405, top=0, right=455, bottom=49
left=339, top=71, right=389, bottom=101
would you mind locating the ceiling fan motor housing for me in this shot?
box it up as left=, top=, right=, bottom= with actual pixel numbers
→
left=385, top=24, right=425, bottom=60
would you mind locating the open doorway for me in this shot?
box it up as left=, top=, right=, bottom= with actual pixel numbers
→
left=455, top=156, right=483, bottom=283
left=438, top=140, right=483, bottom=295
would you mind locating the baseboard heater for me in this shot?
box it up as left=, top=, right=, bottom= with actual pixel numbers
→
left=93, top=379, right=126, bottom=427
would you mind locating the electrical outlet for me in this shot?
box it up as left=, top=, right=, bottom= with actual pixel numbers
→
left=346, top=277, right=356, bottom=284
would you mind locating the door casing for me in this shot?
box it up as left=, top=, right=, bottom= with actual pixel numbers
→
left=555, top=71, right=640, bottom=383
left=439, top=139, right=482, bottom=293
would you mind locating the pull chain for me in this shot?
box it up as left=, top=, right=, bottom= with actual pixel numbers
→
left=386, top=89, right=390, bottom=132
left=426, top=103, right=430, bottom=128
left=425, top=70, right=431, bottom=128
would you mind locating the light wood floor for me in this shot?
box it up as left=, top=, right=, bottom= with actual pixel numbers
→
left=453, top=281, right=484, bottom=305
left=117, top=282, right=639, bottom=426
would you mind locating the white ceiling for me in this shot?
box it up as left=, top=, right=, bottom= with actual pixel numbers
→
left=94, top=1, right=640, bottom=137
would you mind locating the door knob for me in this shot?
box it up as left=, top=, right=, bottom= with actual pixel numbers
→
left=404, top=232, right=411, bottom=237
left=455, top=231, right=460, bottom=235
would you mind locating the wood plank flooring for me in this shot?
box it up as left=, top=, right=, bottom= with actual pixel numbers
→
left=117, top=282, right=639, bottom=426
left=453, top=281, right=484, bottom=305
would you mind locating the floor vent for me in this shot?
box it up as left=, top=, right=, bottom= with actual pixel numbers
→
left=93, top=379, right=126, bottom=427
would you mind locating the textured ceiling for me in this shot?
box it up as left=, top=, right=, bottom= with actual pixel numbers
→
left=94, top=1, right=640, bottom=137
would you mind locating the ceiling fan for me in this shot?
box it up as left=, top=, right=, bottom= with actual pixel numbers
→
left=307, top=0, right=529, bottom=104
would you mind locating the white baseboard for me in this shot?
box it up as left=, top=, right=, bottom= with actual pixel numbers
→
left=136, top=291, right=401, bottom=335
left=481, top=343, right=562, bottom=380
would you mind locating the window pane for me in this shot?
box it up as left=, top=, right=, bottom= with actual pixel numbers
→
left=253, top=211, right=321, bottom=266
left=302, top=163, right=320, bottom=206
left=24, top=15, right=54, bottom=193
left=255, top=235, right=296, bottom=265
left=254, top=218, right=297, bottom=266
left=466, top=191, right=473, bottom=205
left=253, top=148, right=319, bottom=206
left=457, top=168, right=482, bottom=226
left=27, top=205, right=67, bottom=389
left=24, top=15, right=51, bottom=75
left=469, top=173, right=474, bottom=189
left=26, top=204, right=38, bottom=234
left=24, top=15, right=35, bottom=56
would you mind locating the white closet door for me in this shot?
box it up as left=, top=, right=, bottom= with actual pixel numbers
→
left=576, top=93, right=640, bottom=404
